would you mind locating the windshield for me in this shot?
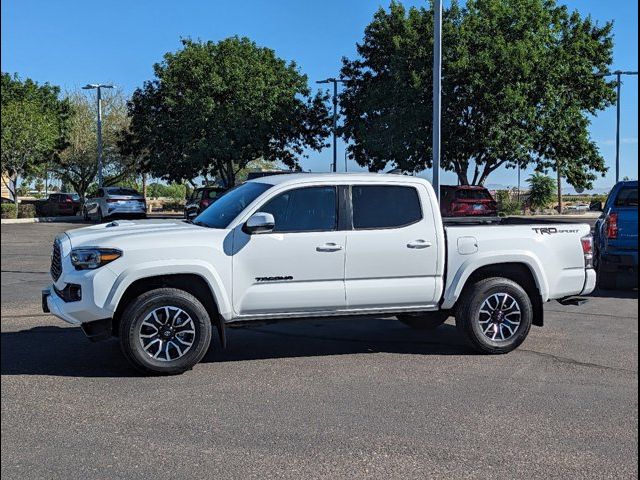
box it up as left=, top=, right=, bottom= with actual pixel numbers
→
left=193, top=182, right=272, bottom=228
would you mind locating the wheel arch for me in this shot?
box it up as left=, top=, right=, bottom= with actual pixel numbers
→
left=451, top=262, right=545, bottom=327
left=111, top=273, right=226, bottom=346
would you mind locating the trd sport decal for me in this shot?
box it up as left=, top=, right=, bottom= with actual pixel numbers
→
left=532, top=227, right=580, bottom=235
left=255, top=276, right=294, bottom=282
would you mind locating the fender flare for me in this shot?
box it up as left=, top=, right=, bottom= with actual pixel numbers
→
left=441, top=252, right=549, bottom=310
left=104, top=260, right=232, bottom=320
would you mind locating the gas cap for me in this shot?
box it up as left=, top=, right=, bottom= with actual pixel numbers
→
left=457, top=236, right=479, bottom=255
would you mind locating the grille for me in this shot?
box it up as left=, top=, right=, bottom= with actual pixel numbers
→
left=50, top=241, right=62, bottom=281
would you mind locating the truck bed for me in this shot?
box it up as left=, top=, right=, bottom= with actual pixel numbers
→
left=442, top=216, right=596, bottom=226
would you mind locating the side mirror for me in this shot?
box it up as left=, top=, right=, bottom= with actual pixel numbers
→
left=243, top=212, right=275, bottom=234
left=590, top=201, right=603, bottom=212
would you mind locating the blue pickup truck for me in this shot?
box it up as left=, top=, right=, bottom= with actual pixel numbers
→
left=594, top=180, right=638, bottom=290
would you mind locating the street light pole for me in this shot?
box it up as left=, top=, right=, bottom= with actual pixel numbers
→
left=615, top=72, right=622, bottom=183
left=82, top=83, right=114, bottom=187
left=317, top=78, right=350, bottom=173
left=596, top=70, right=638, bottom=183
left=432, top=0, right=442, bottom=203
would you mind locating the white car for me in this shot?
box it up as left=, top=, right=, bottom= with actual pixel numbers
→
left=83, top=186, right=147, bottom=222
left=43, top=173, right=596, bottom=375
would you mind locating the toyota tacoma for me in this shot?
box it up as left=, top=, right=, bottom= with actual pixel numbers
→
left=43, top=173, right=596, bottom=375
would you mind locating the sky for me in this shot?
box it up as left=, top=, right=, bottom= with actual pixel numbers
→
left=2, top=0, right=638, bottom=192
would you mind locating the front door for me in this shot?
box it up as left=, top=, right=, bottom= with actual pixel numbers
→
left=232, top=185, right=346, bottom=316
left=344, top=184, right=440, bottom=309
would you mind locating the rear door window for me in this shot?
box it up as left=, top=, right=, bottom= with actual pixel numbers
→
left=352, top=185, right=422, bottom=229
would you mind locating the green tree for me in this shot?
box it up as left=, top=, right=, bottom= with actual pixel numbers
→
left=527, top=173, right=557, bottom=211
left=123, top=37, right=331, bottom=187
left=340, top=1, right=615, bottom=188
left=1, top=73, right=70, bottom=207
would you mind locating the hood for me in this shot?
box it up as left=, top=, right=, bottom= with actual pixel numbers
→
left=65, top=220, right=215, bottom=248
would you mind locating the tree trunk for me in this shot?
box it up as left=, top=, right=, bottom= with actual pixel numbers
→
left=13, top=173, right=19, bottom=210
left=141, top=173, right=148, bottom=199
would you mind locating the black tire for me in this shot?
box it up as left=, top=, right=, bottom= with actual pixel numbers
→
left=119, top=288, right=212, bottom=375
left=397, top=311, right=450, bottom=330
left=456, top=277, right=533, bottom=354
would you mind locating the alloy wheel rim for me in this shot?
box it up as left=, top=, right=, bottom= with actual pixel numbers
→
left=478, top=293, right=522, bottom=342
left=138, top=306, right=196, bottom=362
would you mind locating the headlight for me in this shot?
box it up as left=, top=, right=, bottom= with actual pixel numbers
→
left=70, top=248, right=122, bottom=270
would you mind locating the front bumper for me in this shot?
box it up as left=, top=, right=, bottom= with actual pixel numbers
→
left=43, top=235, right=118, bottom=325
left=42, top=287, right=81, bottom=324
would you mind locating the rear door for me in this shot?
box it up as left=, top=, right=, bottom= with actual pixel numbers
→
left=232, top=185, right=346, bottom=316
left=344, top=184, right=440, bottom=309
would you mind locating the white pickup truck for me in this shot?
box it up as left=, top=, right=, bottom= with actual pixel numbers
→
left=43, top=173, right=596, bottom=375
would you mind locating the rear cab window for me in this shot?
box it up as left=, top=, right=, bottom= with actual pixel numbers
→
left=107, top=188, right=140, bottom=196
left=614, top=187, right=639, bottom=207
left=456, top=189, right=492, bottom=200
left=352, top=185, right=422, bottom=229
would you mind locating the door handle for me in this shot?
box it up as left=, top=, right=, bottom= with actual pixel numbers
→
left=407, top=239, right=432, bottom=249
left=316, top=243, right=343, bottom=252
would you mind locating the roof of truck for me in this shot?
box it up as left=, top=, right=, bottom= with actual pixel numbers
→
left=247, top=172, right=431, bottom=186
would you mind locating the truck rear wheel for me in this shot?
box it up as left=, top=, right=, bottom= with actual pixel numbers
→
left=119, top=288, right=212, bottom=375
left=456, top=277, right=532, bottom=354
left=397, top=311, right=449, bottom=330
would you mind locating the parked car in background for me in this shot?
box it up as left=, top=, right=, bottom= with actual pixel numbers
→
left=83, top=187, right=147, bottom=222
left=594, top=180, right=638, bottom=290
left=25, top=193, right=81, bottom=216
left=184, top=186, right=227, bottom=220
left=565, top=203, right=591, bottom=213
left=440, top=185, right=498, bottom=217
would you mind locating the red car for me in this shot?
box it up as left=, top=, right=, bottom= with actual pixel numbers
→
left=34, top=193, right=81, bottom=217
left=440, top=185, right=497, bottom=217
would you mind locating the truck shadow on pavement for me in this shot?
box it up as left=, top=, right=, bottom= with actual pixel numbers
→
left=1, top=318, right=472, bottom=378
left=589, top=288, right=638, bottom=300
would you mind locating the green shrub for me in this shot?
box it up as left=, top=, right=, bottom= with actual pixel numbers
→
left=18, top=204, right=36, bottom=218
left=527, top=173, right=556, bottom=211
left=147, top=182, right=187, bottom=201
left=495, top=190, right=523, bottom=216
left=1, top=204, right=17, bottom=219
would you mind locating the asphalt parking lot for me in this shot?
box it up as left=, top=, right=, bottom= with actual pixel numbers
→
left=1, top=222, right=638, bottom=480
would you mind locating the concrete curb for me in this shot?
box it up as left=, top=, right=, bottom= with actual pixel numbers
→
left=1, top=216, right=87, bottom=225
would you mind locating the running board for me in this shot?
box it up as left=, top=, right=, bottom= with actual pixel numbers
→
left=557, top=296, right=589, bottom=306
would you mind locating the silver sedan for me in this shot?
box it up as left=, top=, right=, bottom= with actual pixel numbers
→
left=83, top=187, right=147, bottom=222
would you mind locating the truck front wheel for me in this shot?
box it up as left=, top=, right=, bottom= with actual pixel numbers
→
left=119, top=288, right=212, bottom=375
left=457, top=277, right=532, bottom=354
